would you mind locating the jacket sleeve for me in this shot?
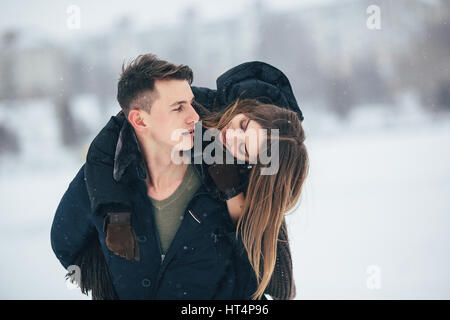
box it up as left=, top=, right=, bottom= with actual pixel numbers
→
left=50, top=165, right=96, bottom=269
left=265, top=219, right=296, bottom=300
left=84, top=113, right=133, bottom=216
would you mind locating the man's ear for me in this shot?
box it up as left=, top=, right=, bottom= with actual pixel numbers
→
left=128, top=109, right=149, bottom=132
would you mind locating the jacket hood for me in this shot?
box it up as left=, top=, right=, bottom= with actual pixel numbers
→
left=193, top=61, right=303, bottom=121
left=216, top=61, right=303, bottom=121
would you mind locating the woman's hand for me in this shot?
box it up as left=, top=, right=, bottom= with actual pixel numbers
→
left=207, top=159, right=246, bottom=223
left=225, top=192, right=245, bottom=224
left=207, top=160, right=242, bottom=201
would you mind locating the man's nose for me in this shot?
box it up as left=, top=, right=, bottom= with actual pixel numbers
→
left=186, top=103, right=200, bottom=123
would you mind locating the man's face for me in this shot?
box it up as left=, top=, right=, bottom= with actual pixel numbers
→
left=140, top=79, right=199, bottom=151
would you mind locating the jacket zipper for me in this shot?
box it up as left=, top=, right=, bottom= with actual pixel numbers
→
left=150, top=193, right=207, bottom=298
left=135, top=174, right=209, bottom=298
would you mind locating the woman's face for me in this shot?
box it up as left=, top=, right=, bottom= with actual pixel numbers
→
left=218, top=113, right=266, bottom=163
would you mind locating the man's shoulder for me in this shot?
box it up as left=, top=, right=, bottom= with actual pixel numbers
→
left=56, top=164, right=92, bottom=216
left=67, top=165, right=91, bottom=201
left=88, top=113, right=127, bottom=158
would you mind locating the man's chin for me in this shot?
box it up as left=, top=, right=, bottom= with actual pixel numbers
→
left=172, top=142, right=194, bottom=154
left=178, top=141, right=194, bottom=151
left=170, top=144, right=194, bottom=165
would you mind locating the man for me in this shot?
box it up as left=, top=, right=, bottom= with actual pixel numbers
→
left=51, top=54, right=257, bottom=299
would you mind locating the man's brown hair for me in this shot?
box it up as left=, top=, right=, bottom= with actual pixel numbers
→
left=117, top=54, right=193, bottom=115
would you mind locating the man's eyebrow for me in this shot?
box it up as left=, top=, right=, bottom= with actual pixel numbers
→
left=169, top=96, right=195, bottom=107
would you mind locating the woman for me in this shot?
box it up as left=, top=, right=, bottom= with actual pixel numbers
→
left=198, top=98, right=309, bottom=299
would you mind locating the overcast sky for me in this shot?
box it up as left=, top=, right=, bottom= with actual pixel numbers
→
left=0, top=0, right=337, bottom=42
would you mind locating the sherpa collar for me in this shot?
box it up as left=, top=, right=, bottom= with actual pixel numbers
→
left=111, top=116, right=207, bottom=187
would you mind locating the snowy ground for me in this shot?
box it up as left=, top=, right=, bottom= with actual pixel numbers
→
left=288, top=111, right=450, bottom=299
left=1, top=98, right=449, bottom=299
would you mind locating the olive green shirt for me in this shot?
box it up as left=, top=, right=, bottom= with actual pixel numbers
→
left=149, top=164, right=202, bottom=254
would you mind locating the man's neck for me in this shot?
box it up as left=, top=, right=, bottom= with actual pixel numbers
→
left=137, top=136, right=188, bottom=196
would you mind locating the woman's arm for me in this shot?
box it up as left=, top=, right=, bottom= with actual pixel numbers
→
left=84, top=113, right=133, bottom=217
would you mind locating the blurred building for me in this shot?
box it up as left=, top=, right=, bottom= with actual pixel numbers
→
left=0, top=0, right=448, bottom=113
left=0, top=31, right=66, bottom=100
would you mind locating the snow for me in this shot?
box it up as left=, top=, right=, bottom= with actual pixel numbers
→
left=0, top=165, right=90, bottom=299
left=1, top=97, right=449, bottom=299
left=286, top=106, right=450, bottom=299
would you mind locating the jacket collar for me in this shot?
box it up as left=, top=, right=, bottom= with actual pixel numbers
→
left=112, top=116, right=210, bottom=193
left=113, top=117, right=142, bottom=182
left=111, top=115, right=252, bottom=203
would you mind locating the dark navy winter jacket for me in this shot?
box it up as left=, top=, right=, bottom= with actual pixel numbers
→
left=51, top=114, right=257, bottom=299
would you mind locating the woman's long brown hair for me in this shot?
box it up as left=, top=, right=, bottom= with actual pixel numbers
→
left=201, top=99, right=309, bottom=299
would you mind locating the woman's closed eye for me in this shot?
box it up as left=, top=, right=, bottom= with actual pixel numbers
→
left=239, top=119, right=250, bottom=157
left=240, top=119, right=250, bottom=131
